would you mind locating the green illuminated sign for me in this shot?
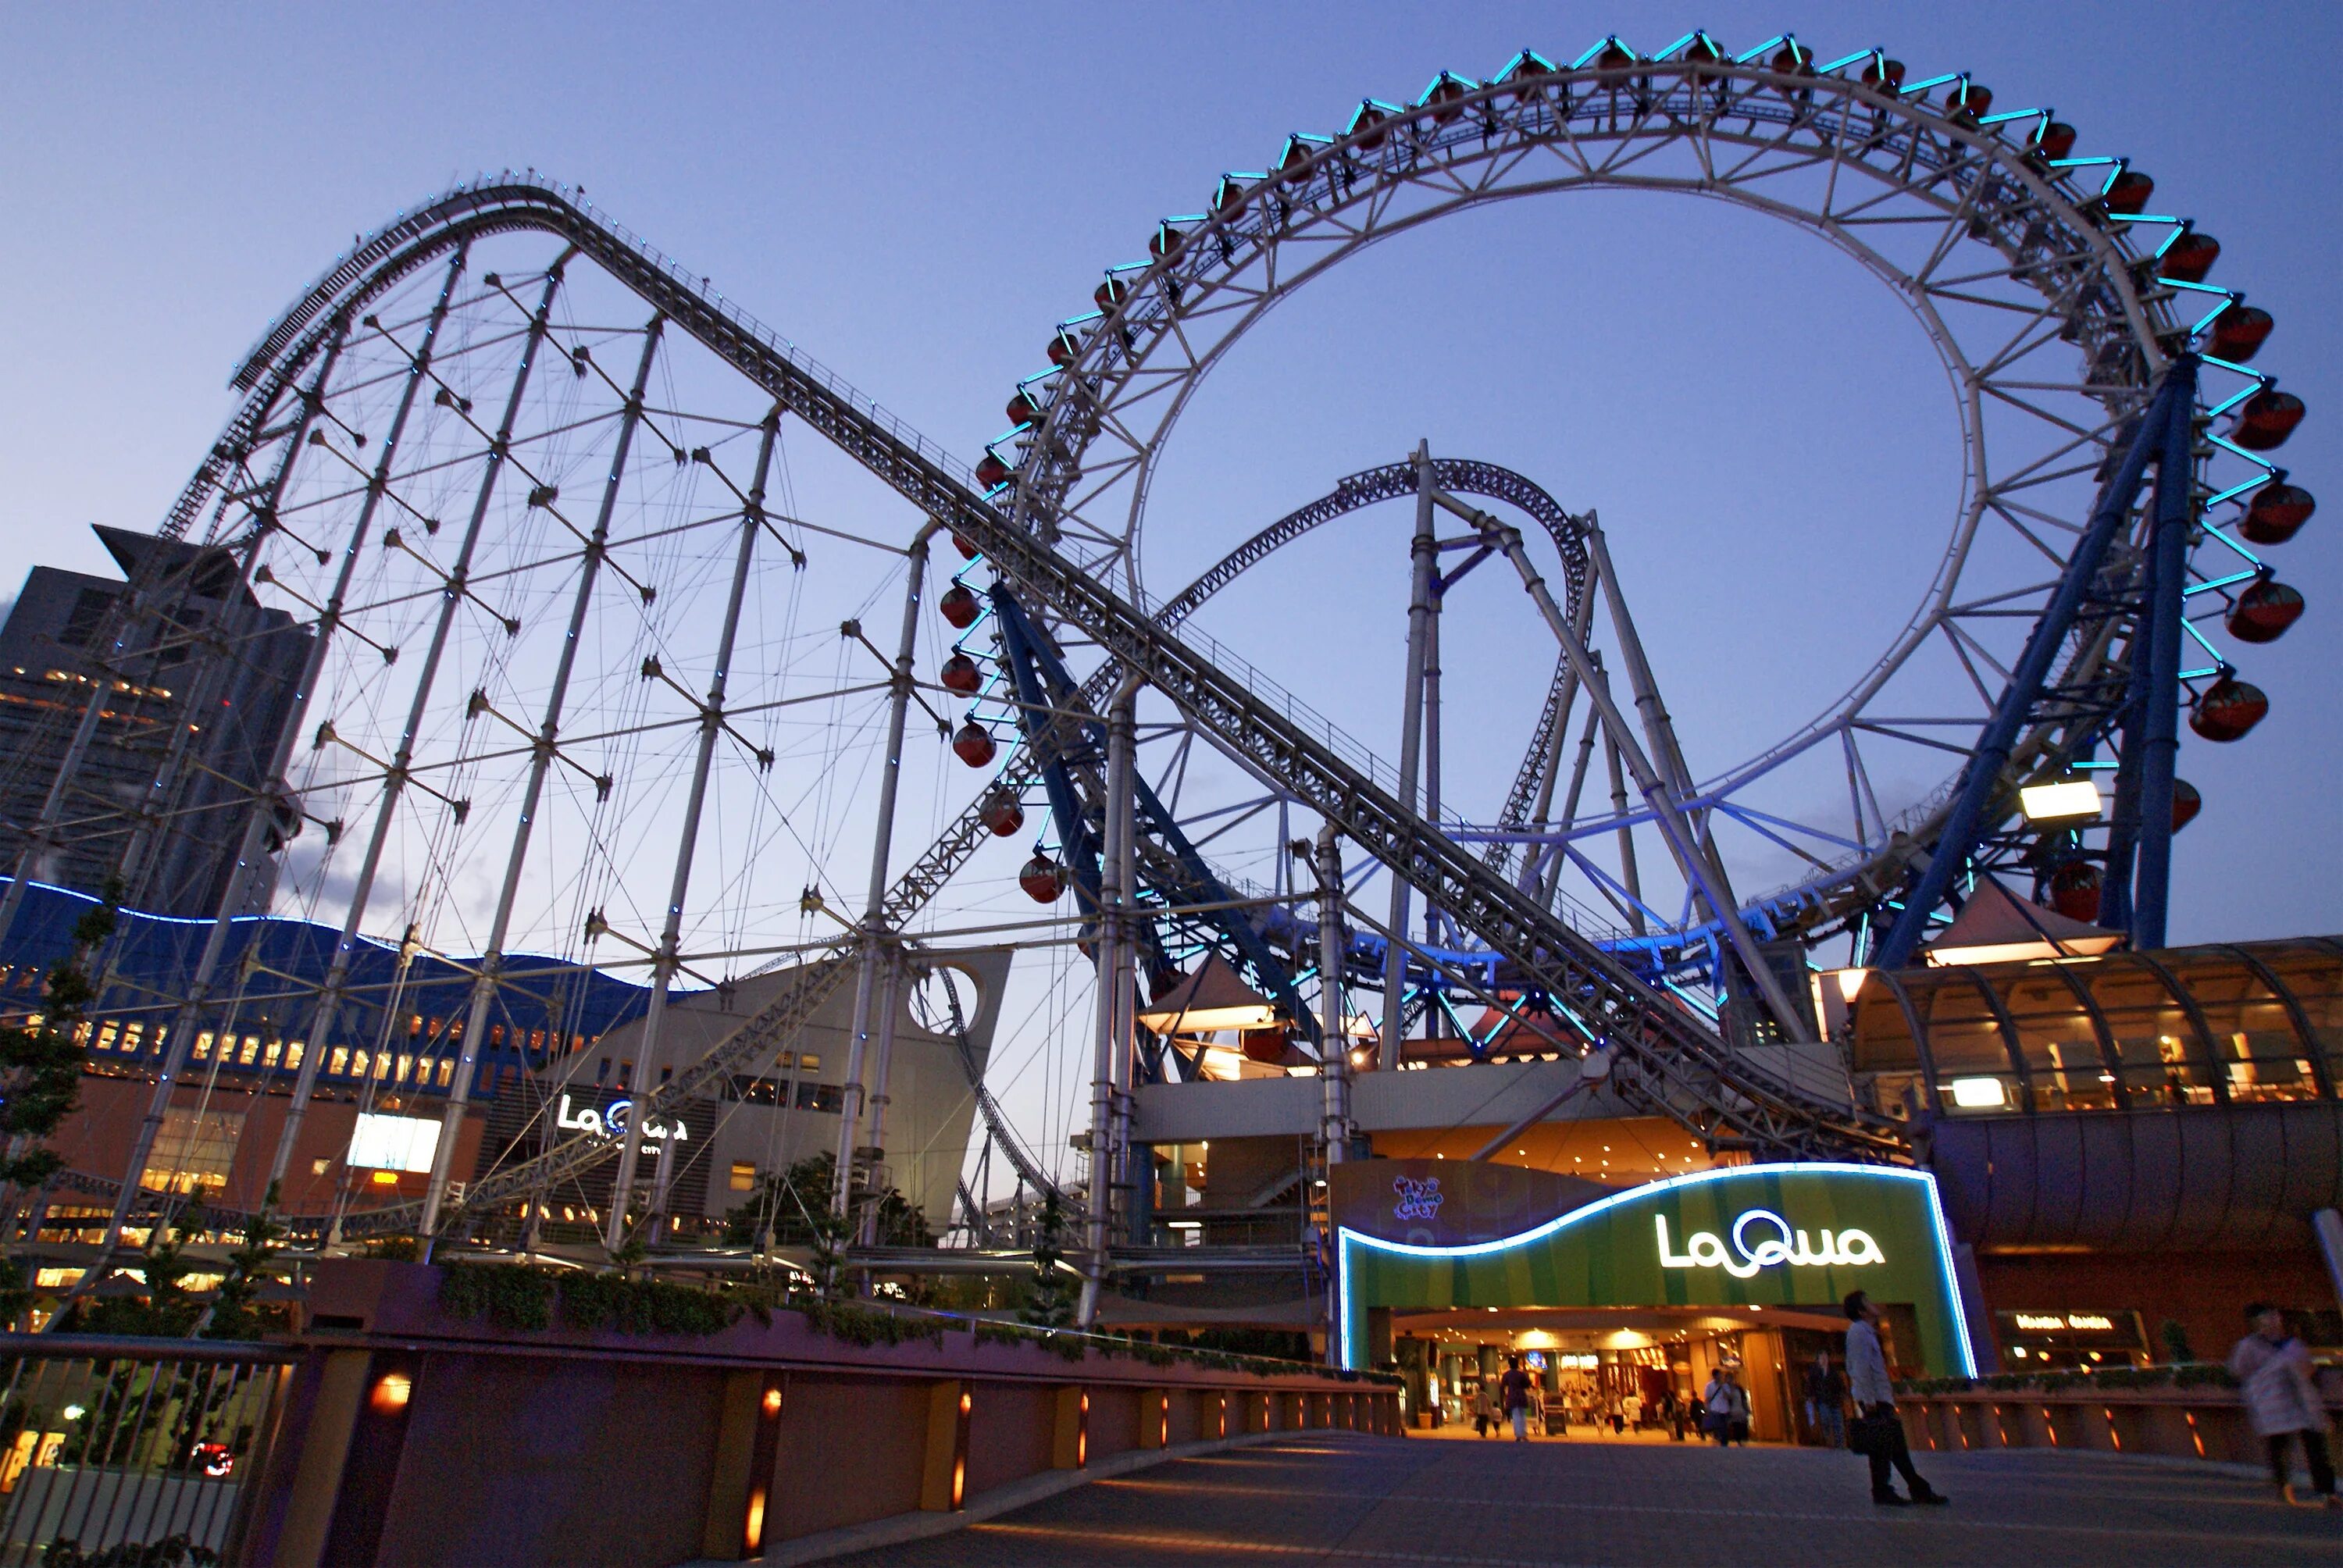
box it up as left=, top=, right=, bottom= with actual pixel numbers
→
left=1336, top=1163, right=1975, bottom=1377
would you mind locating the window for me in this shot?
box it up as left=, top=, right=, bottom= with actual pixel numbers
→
left=55, top=587, right=116, bottom=648
left=193, top=1032, right=215, bottom=1061
left=729, top=1161, right=758, bottom=1192
left=284, top=1040, right=304, bottom=1071
left=141, top=1108, right=245, bottom=1195
left=796, top=1082, right=844, bottom=1114
left=396, top=1053, right=414, bottom=1083
left=262, top=1039, right=282, bottom=1070
left=351, top=1050, right=369, bottom=1078
left=312, top=1157, right=331, bottom=1176
left=329, top=1046, right=349, bottom=1077
left=437, top=1058, right=454, bottom=1087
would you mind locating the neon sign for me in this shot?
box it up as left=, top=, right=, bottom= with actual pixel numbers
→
left=1334, top=1162, right=1978, bottom=1380
left=555, top=1093, right=688, bottom=1147
left=1653, top=1210, right=1885, bottom=1278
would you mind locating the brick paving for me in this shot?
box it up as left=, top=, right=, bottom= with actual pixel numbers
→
left=820, top=1431, right=2343, bottom=1566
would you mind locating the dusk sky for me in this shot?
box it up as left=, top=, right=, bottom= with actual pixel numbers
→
left=2, top=0, right=2334, bottom=965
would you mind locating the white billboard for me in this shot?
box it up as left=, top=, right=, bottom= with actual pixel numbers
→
left=348, top=1112, right=443, bottom=1174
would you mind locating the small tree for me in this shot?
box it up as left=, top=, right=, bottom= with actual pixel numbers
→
left=0, top=893, right=118, bottom=1325
left=202, top=1182, right=287, bottom=1339
left=1020, top=1191, right=1074, bottom=1327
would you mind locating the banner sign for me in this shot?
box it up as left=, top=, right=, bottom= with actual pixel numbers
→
left=1335, top=1162, right=1976, bottom=1377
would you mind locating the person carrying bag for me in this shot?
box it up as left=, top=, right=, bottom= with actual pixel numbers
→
left=1844, top=1290, right=1948, bottom=1507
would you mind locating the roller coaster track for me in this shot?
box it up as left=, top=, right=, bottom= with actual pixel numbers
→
left=1156, top=458, right=1592, bottom=883
left=212, top=176, right=1899, bottom=1238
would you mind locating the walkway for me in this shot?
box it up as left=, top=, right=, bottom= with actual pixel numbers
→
left=822, top=1431, right=2343, bottom=1566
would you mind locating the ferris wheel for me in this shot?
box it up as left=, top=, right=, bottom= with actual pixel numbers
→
left=961, top=34, right=2309, bottom=1046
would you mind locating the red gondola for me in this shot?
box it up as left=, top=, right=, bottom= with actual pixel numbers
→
left=982, top=793, right=1025, bottom=838
left=2048, top=861, right=2102, bottom=923
left=939, top=583, right=980, bottom=629
left=2240, top=483, right=2313, bottom=546
left=952, top=721, right=997, bottom=768
left=1861, top=56, right=1906, bottom=91
left=1421, top=73, right=1470, bottom=123
left=940, top=654, right=982, bottom=695
left=2099, top=169, right=2153, bottom=216
left=1006, top=389, right=1045, bottom=427
left=2188, top=677, right=2269, bottom=743
left=1094, top=276, right=1130, bottom=312
left=2032, top=120, right=2077, bottom=161
left=1019, top=853, right=1064, bottom=902
left=2209, top=306, right=2273, bottom=364
left=1047, top=328, right=1082, bottom=368
left=952, top=532, right=981, bottom=561
left=2171, top=779, right=2202, bottom=834
left=2231, top=390, right=2305, bottom=452
left=1347, top=102, right=1389, bottom=150
left=2227, top=579, right=2304, bottom=644
left=2159, top=230, right=2219, bottom=283
left=975, top=452, right=1011, bottom=490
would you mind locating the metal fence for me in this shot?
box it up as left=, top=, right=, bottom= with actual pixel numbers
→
left=0, top=1335, right=296, bottom=1566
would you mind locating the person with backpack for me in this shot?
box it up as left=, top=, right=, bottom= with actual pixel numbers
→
left=1845, top=1290, right=1948, bottom=1506
left=1500, top=1355, right=1535, bottom=1442
left=2231, top=1302, right=2338, bottom=1506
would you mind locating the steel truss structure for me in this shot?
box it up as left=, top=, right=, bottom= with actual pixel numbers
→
left=0, top=32, right=2310, bottom=1265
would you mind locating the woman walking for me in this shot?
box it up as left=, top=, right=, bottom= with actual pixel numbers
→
left=2231, top=1303, right=2338, bottom=1506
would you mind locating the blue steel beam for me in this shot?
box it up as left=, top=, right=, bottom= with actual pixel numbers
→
left=2129, top=358, right=2201, bottom=950
left=1873, top=362, right=2195, bottom=971
left=990, top=592, right=1319, bottom=1051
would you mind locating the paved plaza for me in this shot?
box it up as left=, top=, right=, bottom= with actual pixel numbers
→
left=825, top=1431, right=2343, bottom=1566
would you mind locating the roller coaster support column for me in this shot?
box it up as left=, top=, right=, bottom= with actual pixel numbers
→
left=1484, top=518, right=1812, bottom=1042
left=854, top=950, right=907, bottom=1246
left=1873, top=358, right=2195, bottom=972
left=1315, top=825, right=1353, bottom=1159
left=1381, top=442, right=1437, bottom=1070
left=1582, top=515, right=1806, bottom=1039
left=2128, top=361, right=2200, bottom=951
left=106, top=251, right=472, bottom=1259
left=1516, top=554, right=1598, bottom=898
left=269, top=266, right=569, bottom=1199
left=605, top=409, right=784, bottom=1251
left=1079, top=674, right=1143, bottom=1327
left=829, top=522, right=940, bottom=1225
left=422, top=314, right=664, bottom=1249
left=1601, top=680, right=1646, bottom=935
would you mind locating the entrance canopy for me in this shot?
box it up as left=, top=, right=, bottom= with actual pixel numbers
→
left=1335, top=1163, right=1977, bottom=1377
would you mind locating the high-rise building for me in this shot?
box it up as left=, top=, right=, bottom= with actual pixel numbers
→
left=0, top=526, right=308, bottom=917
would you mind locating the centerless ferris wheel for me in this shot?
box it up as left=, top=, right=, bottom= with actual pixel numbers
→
left=958, top=33, right=2308, bottom=1064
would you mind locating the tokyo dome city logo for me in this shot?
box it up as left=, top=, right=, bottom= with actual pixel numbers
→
left=1654, top=1208, right=1885, bottom=1279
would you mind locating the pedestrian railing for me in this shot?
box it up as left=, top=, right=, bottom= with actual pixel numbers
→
left=0, top=1335, right=297, bottom=1566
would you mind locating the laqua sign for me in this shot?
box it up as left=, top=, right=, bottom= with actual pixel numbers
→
left=555, top=1093, right=688, bottom=1150
left=1335, top=1162, right=1977, bottom=1377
